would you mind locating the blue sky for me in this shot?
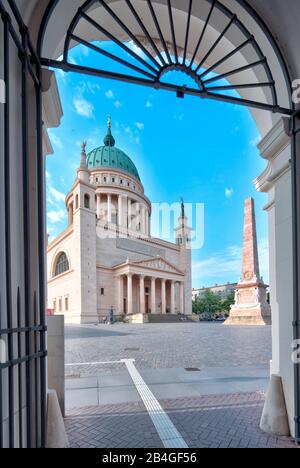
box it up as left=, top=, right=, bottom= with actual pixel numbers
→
left=46, top=42, right=269, bottom=289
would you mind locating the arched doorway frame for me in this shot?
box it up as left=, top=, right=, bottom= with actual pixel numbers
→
left=0, top=0, right=299, bottom=448
left=37, top=0, right=300, bottom=443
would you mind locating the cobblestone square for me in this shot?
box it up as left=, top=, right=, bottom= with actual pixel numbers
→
left=63, top=322, right=298, bottom=449
left=66, top=322, right=272, bottom=375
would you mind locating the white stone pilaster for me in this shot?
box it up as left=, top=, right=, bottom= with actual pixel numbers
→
left=180, top=282, right=184, bottom=314
left=107, top=194, right=112, bottom=224
left=139, top=275, right=145, bottom=315
left=151, top=277, right=156, bottom=314
left=171, top=281, right=175, bottom=314
left=118, top=275, right=124, bottom=315
left=161, top=279, right=166, bottom=314
left=146, top=208, right=149, bottom=236
left=127, top=274, right=133, bottom=315
left=97, top=193, right=101, bottom=219
left=118, top=195, right=123, bottom=227
left=128, top=198, right=132, bottom=230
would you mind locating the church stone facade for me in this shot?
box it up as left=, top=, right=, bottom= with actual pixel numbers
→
left=47, top=121, right=192, bottom=324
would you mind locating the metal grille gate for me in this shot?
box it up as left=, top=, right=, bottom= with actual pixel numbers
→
left=0, top=0, right=47, bottom=449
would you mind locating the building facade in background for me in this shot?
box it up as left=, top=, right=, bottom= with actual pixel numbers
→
left=47, top=120, right=192, bottom=323
left=192, top=283, right=237, bottom=302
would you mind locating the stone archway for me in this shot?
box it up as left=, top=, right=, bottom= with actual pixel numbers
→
left=1, top=0, right=299, bottom=448
left=33, top=0, right=299, bottom=438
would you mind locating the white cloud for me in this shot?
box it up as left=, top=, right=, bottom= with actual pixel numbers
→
left=193, top=240, right=269, bottom=286
left=225, top=188, right=234, bottom=198
left=47, top=209, right=66, bottom=224
left=174, top=113, right=184, bottom=121
left=76, top=81, right=101, bottom=95
left=49, top=187, right=65, bottom=203
left=193, top=246, right=242, bottom=283
left=73, top=97, right=94, bottom=118
left=105, top=89, right=114, bottom=99
left=250, top=135, right=260, bottom=147
left=114, top=100, right=122, bottom=108
left=49, top=132, right=63, bottom=150
left=57, top=69, right=66, bottom=82
left=146, top=101, right=153, bottom=108
left=135, top=122, right=144, bottom=130
left=127, top=40, right=145, bottom=58
left=258, top=239, right=270, bottom=284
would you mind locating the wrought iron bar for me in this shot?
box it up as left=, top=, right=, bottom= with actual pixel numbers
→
left=189, top=0, right=216, bottom=69
left=199, top=36, right=254, bottom=79
left=195, top=14, right=237, bottom=73
left=97, top=0, right=162, bottom=69
left=70, top=33, right=157, bottom=79
left=80, top=11, right=159, bottom=74
left=167, top=0, right=178, bottom=63
left=125, top=0, right=166, bottom=66
left=147, top=0, right=172, bottom=64
left=202, top=58, right=266, bottom=85
left=40, top=57, right=292, bottom=116
left=183, top=0, right=193, bottom=65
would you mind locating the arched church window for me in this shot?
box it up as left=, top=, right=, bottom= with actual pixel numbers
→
left=84, top=194, right=90, bottom=209
left=75, top=194, right=79, bottom=210
left=54, top=252, right=69, bottom=277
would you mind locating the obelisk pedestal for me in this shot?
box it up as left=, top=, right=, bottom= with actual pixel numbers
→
left=225, top=198, right=271, bottom=326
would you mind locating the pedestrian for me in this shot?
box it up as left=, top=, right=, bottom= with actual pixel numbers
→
left=109, top=307, right=114, bottom=325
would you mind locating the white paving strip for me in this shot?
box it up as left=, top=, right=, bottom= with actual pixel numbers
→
left=66, top=360, right=122, bottom=366
left=121, top=359, right=188, bottom=449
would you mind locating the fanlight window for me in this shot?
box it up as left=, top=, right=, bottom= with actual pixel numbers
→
left=54, top=252, right=69, bottom=277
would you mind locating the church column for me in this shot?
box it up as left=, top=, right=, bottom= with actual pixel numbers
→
left=97, top=193, right=101, bottom=219
left=118, top=195, right=123, bottom=227
left=151, top=277, right=156, bottom=314
left=161, top=279, right=166, bottom=314
left=180, top=282, right=184, bottom=314
left=146, top=208, right=149, bottom=236
left=142, top=205, right=146, bottom=234
left=139, top=275, right=145, bottom=315
left=118, top=275, right=124, bottom=315
left=107, top=194, right=112, bottom=223
left=128, top=198, right=132, bottom=230
left=171, top=281, right=175, bottom=314
left=127, top=273, right=133, bottom=315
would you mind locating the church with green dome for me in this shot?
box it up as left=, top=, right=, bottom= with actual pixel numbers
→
left=86, top=121, right=141, bottom=181
left=47, top=118, right=192, bottom=324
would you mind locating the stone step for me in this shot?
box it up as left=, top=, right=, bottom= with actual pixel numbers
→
left=147, top=314, right=193, bottom=323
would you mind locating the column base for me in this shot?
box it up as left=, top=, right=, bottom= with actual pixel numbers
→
left=124, top=313, right=148, bottom=324
left=225, top=304, right=271, bottom=326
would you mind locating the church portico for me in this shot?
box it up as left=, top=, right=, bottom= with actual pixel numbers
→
left=113, top=258, right=185, bottom=318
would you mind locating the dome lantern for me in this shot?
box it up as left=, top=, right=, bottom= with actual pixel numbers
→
left=104, top=116, right=115, bottom=147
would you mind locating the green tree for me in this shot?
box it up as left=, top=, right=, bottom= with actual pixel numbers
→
left=220, top=292, right=235, bottom=317
left=192, top=290, right=222, bottom=317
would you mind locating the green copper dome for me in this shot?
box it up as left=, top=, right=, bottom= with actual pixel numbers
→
left=86, top=121, right=140, bottom=181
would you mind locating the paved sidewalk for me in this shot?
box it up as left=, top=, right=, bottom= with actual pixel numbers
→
left=66, top=366, right=270, bottom=410
left=65, top=392, right=297, bottom=449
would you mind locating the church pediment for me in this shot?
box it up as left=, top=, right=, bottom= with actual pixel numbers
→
left=133, top=257, right=183, bottom=275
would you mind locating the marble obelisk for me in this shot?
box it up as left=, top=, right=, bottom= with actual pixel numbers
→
left=225, top=198, right=271, bottom=325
